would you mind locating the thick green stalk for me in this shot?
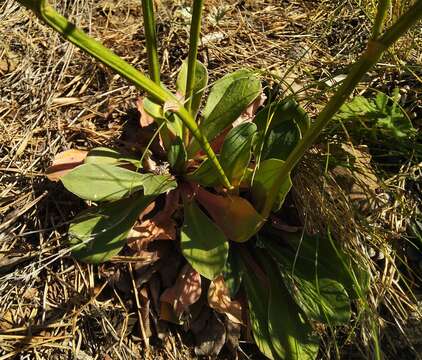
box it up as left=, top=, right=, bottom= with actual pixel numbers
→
left=186, top=0, right=204, bottom=113
left=183, top=0, right=204, bottom=145
left=17, top=0, right=232, bottom=189
left=372, top=0, right=391, bottom=39
left=261, top=0, right=422, bottom=218
left=141, top=0, right=161, bottom=83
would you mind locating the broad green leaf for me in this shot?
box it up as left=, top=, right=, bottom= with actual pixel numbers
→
left=69, top=194, right=155, bottom=263
left=265, top=235, right=354, bottom=324
left=186, top=158, right=221, bottom=187
left=181, top=198, right=229, bottom=280
left=168, top=137, right=187, bottom=174
left=270, top=232, right=366, bottom=299
left=189, top=69, right=261, bottom=154
left=285, top=276, right=351, bottom=325
left=85, top=147, right=141, bottom=167
left=336, top=91, right=416, bottom=140
left=176, top=59, right=208, bottom=117
left=61, top=163, right=177, bottom=201
left=222, top=250, right=243, bottom=297
left=255, top=99, right=306, bottom=161
left=239, top=254, right=275, bottom=360
left=262, top=253, right=319, bottom=360
left=250, top=159, right=292, bottom=212
left=220, top=123, right=257, bottom=186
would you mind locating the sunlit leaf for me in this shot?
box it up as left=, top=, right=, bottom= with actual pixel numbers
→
left=181, top=198, right=229, bottom=280
left=85, top=147, right=141, bottom=167
left=143, top=97, right=183, bottom=141
left=336, top=91, right=416, bottom=140
left=220, top=122, right=257, bottom=186
left=176, top=59, right=208, bottom=117
left=160, top=264, right=202, bottom=319
left=250, top=158, right=292, bottom=212
left=46, top=149, right=87, bottom=182
left=61, top=163, right=176, bottom=201
left=208, top=275, right=243, bottom=324
left=69, top=193, right=155, bottom=263
left=195, top=187, right=263, bottom=243
left=189, top=69, right=261, bottom=154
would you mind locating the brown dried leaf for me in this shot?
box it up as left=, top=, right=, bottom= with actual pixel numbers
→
left=45, top=149, right=87, bottom=181
left=208, top=276, right=243, bottom=324
left=128, top=191, right=179, bottom=253
left=137, top=97, right=155, bottom=127
left=193, top=311, right=226, bottom=357
left=160, top=264, right=202, bottom=319
left=225, top=317, right=241, bottom=358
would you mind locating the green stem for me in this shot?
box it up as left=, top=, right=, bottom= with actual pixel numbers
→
left=186, top=0, right=204, bottom=113
left=261, top=0, right=422, bottom=218
left=141, top=0, right=161, bottom=83
left=17, top=0, right=232, bottom=189
left=183, top=0, right=204, bottom=145
left=372, top=0, right=391, bottom=39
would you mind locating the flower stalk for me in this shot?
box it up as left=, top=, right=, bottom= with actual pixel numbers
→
left=17, top=0, right=232, bottom=189
left=261, top=0, right=422, bottom=218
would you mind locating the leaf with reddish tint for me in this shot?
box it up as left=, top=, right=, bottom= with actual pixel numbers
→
left=195, top=187, right=263, bottom=243
left=208, top=276, right=243, bottom=324
left=160, top=264, right=202, bottom=319
left=46, top=149, right=87, bottom=181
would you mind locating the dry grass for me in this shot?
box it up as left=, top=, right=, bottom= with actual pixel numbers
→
left=0, top=0, right=421, bottom=358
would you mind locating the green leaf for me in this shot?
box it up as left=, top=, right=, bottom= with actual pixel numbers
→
left=220, top=123, right=257, bottom=186
left=336, top=92, right=416, bottom=140
left=61, top=163, right=176, bottom=201
left=285, top=276, right=351, bottom=325
left=265, top=234, right=355, bottom=324
left=189, top=69, right=261, bottom=154
left=168, top=137, right=187, bottom=174
left=250, top=159, right=292, bottom=212
left=240, top=255, right=275, bottom=360
left=181, top=198, right=229, bottom=280
left=85, top=147, right=141, bottom=167
left=69, top=193, right=155, bottom=263
left=286, top=232, right=366, bottom=298
left=255, top=99, right=306, bottom=161
left=186, top=158, right=221, bottom=187
left=176, top=59, right=208, bottom=117
left=222, top=250, right=243, bottom=297
left=262, top=253, right=319, bottom=360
